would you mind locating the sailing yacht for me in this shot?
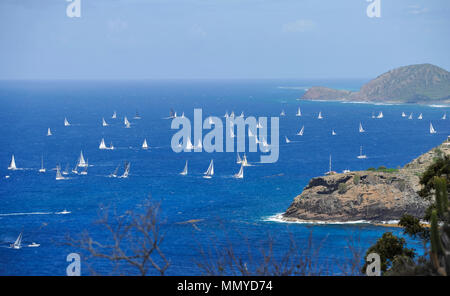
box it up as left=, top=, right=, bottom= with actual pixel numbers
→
left=39, top=155, right=46, bottom=173
left=234, top=164, right=244, bottom=179
left=10, top=233, right=22, bottom=249
left=64, top=117, right=70, bottom=126
left=285, top=136, right=291, bottom=144
left=112, top=111, right=117, bottom=119
left=119, top=162, right=130, bottom=178
left=418, top=113, right=423, bottom=120
left=79, top=164, right=88, bottom=175
left=317, top=111, right=323, bottom=119
left=8, top=155, right=17, bottom=170
left=77, top=151, right=88, bottom=167
left=376, top=111, right=384, bottom=119
left=237, top=153, right=242, bottom=164
left=325, top=155, right=336, bottom=175
left=332, top=130, right=337, bottom=136
left=47, top=128, right=52, bottom=136
left=224, top=111, right=229, bottom=118
left=203, top=160, right=214, bottom=179
left=109, top=165, right=120, bottom=178
left=99, top=138, right=108, bottom=150
left=195, top=139, right=202, bottom=150
left=56, top=165, right=66, bottom=180
left=181, top=112, right=185, bottom=118
left=280, top=110, right=286, bottom=116
left=62, top=164, right=69, bottom=175
left=71, top=162, right=79, bottom=174
left=357, top=146, right=367, bottom=159
left=142, top=139, right=149, bottom=150
left=134, top=111, right=141, bottom=119
left=230, top=111, right=235, bottom=118
left=124, top=116, right=131, bottom=128
left=401, top=112, right=406, bottom=118
left=180, top=161, right=188, bottom=176
left=102, top=118, right=109, bottom=127
left=359, top=122, right=365, bottom=133
left=242, top=154, right=250, bottom=167
left=296, top=107, right=302, bottom=117
left=185, top=137, right=194, bottom=150
left=371, top=112, right=375, bottom=119
left=442, top=113, right=447, bottom=120
left=297, top=126, right=305, bottom=136
left=239, top=112, right=244, bottom=118
left=408, top=113, right=413, bottom=120
left=430, top=122, right=437, bottom=134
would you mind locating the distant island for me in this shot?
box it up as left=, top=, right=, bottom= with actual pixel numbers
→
left=301, top=64, right=450, bottom=104
left=281, top=138, right=450, bottom=224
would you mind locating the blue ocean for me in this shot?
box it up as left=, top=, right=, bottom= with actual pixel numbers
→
left=0, top=79, right=448, bottom=275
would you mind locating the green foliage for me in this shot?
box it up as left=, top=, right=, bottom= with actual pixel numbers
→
left=430, top=210, right=443, bottom=255
left=419, top=155, right=450, bottom=199
left=367, top=167, right=376, bottom=171
left=398, top=214, right=429, bottom=241
left=434, top=177, right=449, bottom=217
left=353, top=174, right=360, bottom=185
left=361, top=232, right=415, bottom=274
left=367, top=166, right=399, bottom=173
left=338, top=183, right=348, bottom=194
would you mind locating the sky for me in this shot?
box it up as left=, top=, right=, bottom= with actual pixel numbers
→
left=0, top=0, right=449, bottom=80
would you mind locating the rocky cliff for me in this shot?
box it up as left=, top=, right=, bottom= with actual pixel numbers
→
left=282, top=139, right=450, bottom=223
left=302, top=64, right=450, bottom=104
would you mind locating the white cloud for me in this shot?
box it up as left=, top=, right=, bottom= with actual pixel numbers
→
left=282, top=19, right=316, bottom=33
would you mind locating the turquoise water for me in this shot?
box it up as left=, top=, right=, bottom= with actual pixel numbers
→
left=0, top=80, right=447, bottom=275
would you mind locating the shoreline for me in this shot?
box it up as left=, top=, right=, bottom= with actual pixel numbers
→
left=297, top=98, right=450, bottom=108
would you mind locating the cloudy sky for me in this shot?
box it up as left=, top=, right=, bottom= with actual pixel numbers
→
left=0, top=0, right=449, bottom=79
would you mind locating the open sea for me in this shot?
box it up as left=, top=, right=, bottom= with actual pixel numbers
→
left=0, top=79, right=448, bottom=275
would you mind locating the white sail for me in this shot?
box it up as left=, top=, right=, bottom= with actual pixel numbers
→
left=234, top=164, right=244, bottom=179
left=237, top=153, right=242, bottom=164
left=296, top=107, right=302, bottom=117
left=332, top=130, right=337, bottom=136
left=242, top=154, right=250, bottom=166
left=285, top=136, right=291, bottom=144
left=248, top=128, right=255, bottom=137
left=357, top=146, right=367, bottom=159
left=359, top=122, right=365, bottom=133
left=77, top=150, right=87, bottom=167
left=239, top=112, right=244, bottom=118
left=181, top=112, right=185, bottom=118
left=112, top=111, right=117, bottom=119
left=280, top=110, right=285, bottom=116
left=408, top=113, right=413, bottom=120
left=80, top=162, right=88, bottom=175
left=62, top=164, right=69, bottom=175
left=102, top=118, right=109, bottom=126
left=47, top=128, right=52, bottom=136
left=119, top=162, right=130, bottom=178
left=56, top=165, right=66, bottom=180
left=418, top=113, right=423, bottom=120
left=297, top=126, right=304, bottom=136
left=110, top=165, right=120, bottom=178
left=224, top=111, right=229, bottom=118
left=64, top=117, right=70, bottom=126
left=318, top=111, right=323, bottom=119
left=124, top=116, right=130, bottom=128
left=203, top=160, right=214, bottom=178
left=11, top=232, right=22, bottom=249
left=430, top=122, right=437, bottom=134
left=142, top=139, right=149, bottom=150
left=208, top=117, right=213, bottom=125
left=185, top=137, right=194, bottom=150
left=180, top=161, right=188, bottom=176
left=401, top=112, right=406, bottom=117
left=39, top=155, right=46, bottom=173
left=99, top=138, right=107, bottom=150
left=230, top=111, right=235, bottom=118
left=377, top=111, right=383, bottom=119
left=442, top=113, right=447, bottom=120
left=8, top=155, right=17, bottom=170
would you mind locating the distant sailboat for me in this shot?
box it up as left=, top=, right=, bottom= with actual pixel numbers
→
left=119, top=162, right=130, bottom=178
left=296, top=107, right=302, bottom=117
left=203, top=160, right=214, bottom=179
left=418, top=113, right=423, bottom=120
left=102, top=118, right=109, bottom=127
left=442, top=113, right=447, bottom=120
left=180, top=161, right=188, bottom=176
left=332, top=130, right=337, bottom=136
left=408, top=113, right=413, bottom=120
left=8, top=155, right=17, bottom=170
left=79, top=163, right=88, bottom=175
left=357, top=146, right=367, bottom=159
left=62, top=164, right=69, bottom=175
left=142, top=139, right=149, bottom=150
left=56, top=165, right=66, bottom=180
left=185, top=137, right=194, bottom=150
left=317, top=111, right=323, bottom=119
left=109, top=165, right=120, bottom=178
left=47, top=128, right=52, bottom=136
left=371, top=112, right=375, bottom=119
left=10, top=232, right=22, bottom=249
left=237, top=153, right=242, bottom=164
left=112, top=111, right=117, bottom=119
left=64, top=117, right=70, bottom=126
left=234, top=164, right=244, bottom=179
left=71, top=162, right=79, bottom=174
left=242, top=154, right=250, bottom=167
left=124, top=116, right=131, bottom=128
left=325, top=155, right=336, bottom=175
left=430, top=122, right=437, bottom=134
left=39, top=155, right=46, bottom=173
left=401, top=112, right=406, bottom=118
left=77, top=151, right=88, bottom=167
left=376, top=111, right=384, bottom=119
left=195, top=139, right=202, bottom=150
left=280, top=110, right=286, bottom=116
left=297, top=126, right=304, bottom=136
left=99, top=138, right=108, bottom=150
left=285, top=136, right=291, bottom=143
left=230, top=111, right=235, bottom=118
left=134, top=111, right=141, bottom=119
left=239, top=112, right=244, bottom=118
left=359, top=122, right=365, bottom=133
left=181, top=112, right=185, bottom=118
left=224, top=111, right=229, bottom=118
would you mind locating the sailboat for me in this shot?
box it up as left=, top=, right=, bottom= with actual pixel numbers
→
left=79, top=163, right=88, bottom=175
left=185, top=137, right=194, bottom=150
left=109, top=165, right=120, bottom=178
left=194, top=139, right=203, bottom=150
left=325, top=155, right=336, bottom=175
left=62, top=164, right=69, bottom=175
left=112, top=111, right=117, bottom=119
left=77, top=150, right=88, bottom=167
left=317, top=111, right=323, bottom=119
left=401, top=112, right=406, bottom=118
left=56, top=165, right=66, bottom=180
left=208, top=117, right=214, bottom=125
left=285, top=136, right=291, bottom=144
left=71, top=162, right=79, bottom=174
left=181, top=112, right=185, bottom=118
left=142, top=139, right=149, bottom=150
left=224, top=111, right=229, bottom=118
left=376, top=111, right=384, bottom=119
left=8, top=155, right=17, bottom=170
left=230, top=111, right=235, bottom=118
left=203, top=160, right=214, bottom=179
left=64, top=117, right=70, bottom=126
left=39, top=155, right=46, bottom=173
left=296, top=107, right=302, bottom=117
left=47, top=128, right=52, bottom=136
left=180, top=161, right=188, bottom=176
left=371, top=112, right=375, bottom=119
left=442, top=113, right=447, bottom=120
left=234, top=164, right=244, bottom=179
left=359, top=122, right=365, bottom=133
left=242, top=154, right=250, bottom=167
left=124, top=116, right=131, bottom=128
left=357, top=146, right=367, bottom=159
left=10, top=233, right=22, bottom=249
left=280, top=110, right=286, bottom=116
left=102, top=118, right=109, bottom=127
left=408, top=113, right=413, bottom=120
left=134, top=111, right=141, bottom=119
left=332, top=130, right=337, bottom=136
left=418, top=113, right=423, bottom=120
left=430, top=122, right=437, bottom=134
left=297, top=126, right=305, bottom=136
left=119, top=162, right=130, bottom=178
left=239, top=112, right=244, bottom=118
left=99, top=138, right=108, bottom=150
left=237, top=153, right=242, bottom=164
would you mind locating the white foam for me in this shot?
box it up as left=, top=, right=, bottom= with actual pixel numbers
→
left=263, top=213, right=399, bottom=225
